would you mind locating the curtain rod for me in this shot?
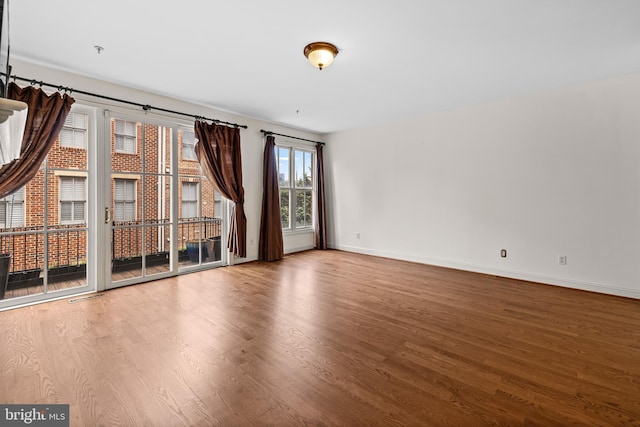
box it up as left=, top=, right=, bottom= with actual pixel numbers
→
left=260, top=129, right=324, bottom=145
left=2, top=73, right=248, bottom=129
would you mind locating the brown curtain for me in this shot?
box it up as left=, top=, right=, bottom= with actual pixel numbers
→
left=194, top=120, right=247, bottom=258
left=258, top=135, right=283, bottom=261
left=0, top=83, right=75, bottom=199
left=315, top=143, right=327, bottom=249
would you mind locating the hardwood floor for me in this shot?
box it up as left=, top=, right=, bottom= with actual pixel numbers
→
left=1, top=250, right=639, bottom=426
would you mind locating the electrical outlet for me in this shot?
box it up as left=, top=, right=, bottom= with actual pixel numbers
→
left=559, top=255, right=567, bottom=265
left=500, top=249, right=507, bottom=258
left=356, top=233, right=360, bottom=239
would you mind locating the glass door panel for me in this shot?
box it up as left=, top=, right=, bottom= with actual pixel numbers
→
left=0, top=106, right=93, bottom=307
left=177, top=128, right=224, bottom=270
left=109, top=119, right=174, bottom=286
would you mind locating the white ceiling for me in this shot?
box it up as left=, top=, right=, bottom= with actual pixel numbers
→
left=8, top=0, right=640, bottom=134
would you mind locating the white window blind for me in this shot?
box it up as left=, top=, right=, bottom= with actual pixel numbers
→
left=60, top=112, right=88, bottom=148
left=181, top=182, right=198, bottom=218
left=115, top=119, right=137, bottom=153
left=60, top=177, right=86, bottom=224
left=0, top=187, right=25, bottom=228
left=182, top=130, right=197, bottom=160
left=114, top=179, right=136, bottom=221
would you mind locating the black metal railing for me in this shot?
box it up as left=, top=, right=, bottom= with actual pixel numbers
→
left=0, top=224, right=87, bottom=289
left=176, top=216, right=223, bottom=250
left=112, top=216, right=222, bottom=259
left=0, top=216, right=223, bottom=290
left=0, top=226, right=44, bottom=273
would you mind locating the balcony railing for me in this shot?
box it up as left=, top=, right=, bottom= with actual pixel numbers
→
left=0, top=224, right=86, bottom=289
left=0, top=216, right=223, bottom=291
left=112, top=216, right=222, bottom=258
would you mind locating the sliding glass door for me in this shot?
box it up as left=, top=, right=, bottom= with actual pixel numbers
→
left=0, top=105, right=96, bottom=308
left=105, top=114, right=226, bottom=290
left=0, top=106, right=226, bottom=307
left=177, top=127, right=225, bottom=271
left=107, top=116, right=175, bottom=287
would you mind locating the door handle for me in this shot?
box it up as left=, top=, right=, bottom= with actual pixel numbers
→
left=105, top=207, right=110, bottom=224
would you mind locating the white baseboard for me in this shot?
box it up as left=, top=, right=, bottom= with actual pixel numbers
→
left=285, top=244, right=315, bottom=254
left=329, top=244, right=640, bottom=300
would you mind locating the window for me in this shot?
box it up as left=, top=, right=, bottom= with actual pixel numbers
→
left=276, top=146, right=314, bottom=230
left=0, top=187, right=25, bottom=228
left=182, top=182, right=198, bottom=218
left=60, top=112, right=88, bottom=148
left=114, top=119, right=137, bottom=153
left=182, top=130, right=197, bottom=161
left=60, top=177, right=86, bottom=224
left=114, top=179, right=136, bottom=221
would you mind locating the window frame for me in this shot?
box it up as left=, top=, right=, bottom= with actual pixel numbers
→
left=59, top=176, right=87, bottom=225
left=276, top=144, right=315, bottom=232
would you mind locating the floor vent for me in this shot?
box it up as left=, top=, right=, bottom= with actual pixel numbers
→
left=69, top=293, right=105, bottom=304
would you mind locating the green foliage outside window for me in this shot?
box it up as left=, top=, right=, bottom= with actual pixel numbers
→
left=277, top=147, right=314, bottom=230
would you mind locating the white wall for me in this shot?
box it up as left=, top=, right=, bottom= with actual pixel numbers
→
left=325, top=72, right=640, bottom=299
left=11, top=59, right=317, bottom=263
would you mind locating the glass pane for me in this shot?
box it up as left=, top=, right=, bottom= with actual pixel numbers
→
left=180, top=220, right=202, bottom=267
left=1, top=107, right=92, bottom=305
left=1, top=189, right=24, bottom=228
left=280, top=189, right=290, bottom=229
left=47, top=226, right=87, bottom=290
left=277, top=147, right=289, bottom=187
left=294, top=150, right=304, bottom=186
left=180, top=220, right=222, bottom=267
left=113, top=118, right=141, bottom=159
left=296, top=189, right=312, bottom=228
left=181, top=130, right=197, bottom=161
left=143, top=125, right=171, bottom=174
left=111, top=222, right=142, bottom=281
left=182, top=201, right=196, bottom=218
left=1, top=230, right=45, bottom=299
left=304, top=151, right=313, bottom=187
left=144, top=224, right=170, bottom=276
left=60, top=129, right=73, bottom=146
left=73, top=130, right=85, bottom=148
left=294, top=150, right=313, bottom=188
left=73, top=202, right=85, bottom=222
left=60, top=202, right=71, bottom=222
left=177, top=152, right=223, bottom=269
left=52, top=131, right=88, bottom=171
left=178, top=181, right=222, bottom=266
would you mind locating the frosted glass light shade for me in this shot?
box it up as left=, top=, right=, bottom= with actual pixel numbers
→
left=304, top=42, right=339, bottom=70
left=0, top=98, right=28, bottom=166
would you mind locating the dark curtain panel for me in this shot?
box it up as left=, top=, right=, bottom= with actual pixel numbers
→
left=258, top=135, right=283, bottom=261
left=194, top=120, right=247, bottom=258
left=314, top=143, right=327, bottom=249
left=0, top=83, right=75, bottom=199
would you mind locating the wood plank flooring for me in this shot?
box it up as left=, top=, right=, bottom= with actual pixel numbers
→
left=1, top=249, right=639, bottom=426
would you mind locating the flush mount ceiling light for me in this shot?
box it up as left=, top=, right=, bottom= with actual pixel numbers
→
left=303, top=42, right=339, bottom=70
